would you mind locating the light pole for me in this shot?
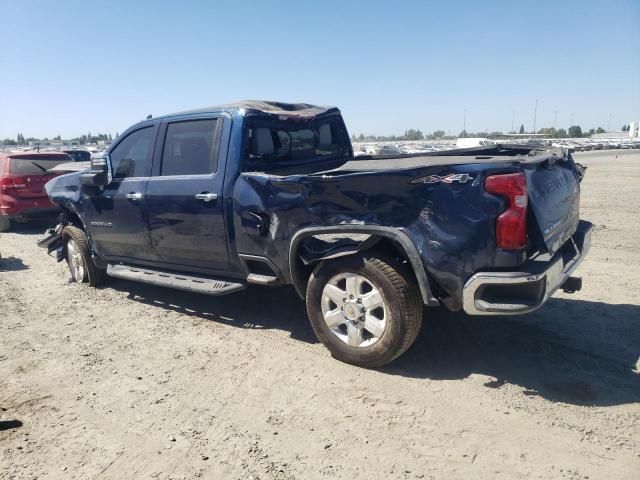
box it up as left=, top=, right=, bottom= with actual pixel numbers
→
left=533, top=99, right=538, bottom=135
left=463, top=109, right=466, bottom=137
left=511, top=110, right=515, bottom=133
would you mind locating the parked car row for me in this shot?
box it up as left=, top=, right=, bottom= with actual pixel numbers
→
left=352, top=138, right=640, bottom=156
left=550, top=139, right=640, bottom=151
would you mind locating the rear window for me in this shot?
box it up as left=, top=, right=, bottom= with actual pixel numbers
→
left=244, top=117, right=350, bottom=171
left=8, top=155, right=70, bottom=174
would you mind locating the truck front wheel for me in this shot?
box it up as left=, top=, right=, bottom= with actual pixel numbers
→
left=62, top=226, right=106, bottom=287
left=306, top=254, right=423, bottom=368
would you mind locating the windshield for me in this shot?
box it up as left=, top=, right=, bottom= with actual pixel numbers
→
left=8, top=155, right=70, bottom=175
left=64, top=150, right=91, bottom=162
left=244, top=117, right=350, bottom=171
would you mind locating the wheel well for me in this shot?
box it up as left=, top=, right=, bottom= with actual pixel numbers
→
left=61, top=208, right=84, bottom=230
left=290, top=231, right=436, bottom=305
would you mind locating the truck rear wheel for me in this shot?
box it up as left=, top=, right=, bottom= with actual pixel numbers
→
left=62, top=226, right=106, bottom=287
left=306, top=254, right=423, bottom=368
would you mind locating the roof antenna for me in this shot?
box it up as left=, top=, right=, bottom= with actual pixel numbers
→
left=146, top=114, right=152, bottom=119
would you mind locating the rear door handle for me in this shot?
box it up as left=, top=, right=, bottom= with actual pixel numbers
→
left=125, top=192, right=143, bottom=201
left=195, top=192, right=218, bottom=202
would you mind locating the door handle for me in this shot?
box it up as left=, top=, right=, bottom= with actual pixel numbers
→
left=195, top=192, right=218, bottom=202
left=125, top=192, right=143, bottom=201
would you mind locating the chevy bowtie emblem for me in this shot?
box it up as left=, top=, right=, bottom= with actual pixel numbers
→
left=411, top=173, right=474, bottom=184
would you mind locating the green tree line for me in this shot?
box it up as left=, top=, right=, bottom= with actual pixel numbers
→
left=350, top=124, right=611, bottom=141
left=2, top=132, right=115, bottom=146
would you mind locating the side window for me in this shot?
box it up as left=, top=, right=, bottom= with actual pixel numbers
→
left=160, top=119, right=219, bottom=176
left=110, top=127, right=155, bottom=179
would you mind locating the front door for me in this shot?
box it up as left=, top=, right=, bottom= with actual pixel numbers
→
left=84, top=125, right=158, bottom=262
left=145, top=117, right=230, bottom=273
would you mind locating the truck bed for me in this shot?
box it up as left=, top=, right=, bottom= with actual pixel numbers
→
left=331, top=145, right=562, bottom=173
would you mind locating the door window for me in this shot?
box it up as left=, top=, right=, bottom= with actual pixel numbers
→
left=110, top=126, right=155, bottom=179
left=160, top=119, right=219, bottom=176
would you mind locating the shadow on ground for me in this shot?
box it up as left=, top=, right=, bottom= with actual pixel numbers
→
left=4, top=220, right=52, bottom=235
left=0, top=256, right=29, bottom=272
left=0, top=420, right=23, bottom=432
left=109, top=279, right=640, bottom=407
left=109, top=280, right=317, bottom=345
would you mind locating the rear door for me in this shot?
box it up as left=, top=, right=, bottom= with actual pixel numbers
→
left=145, top=116, right=230, bottom=272
left=83, top=125, right=159, bottom=261
left=525, top=154, right=581, bottom=254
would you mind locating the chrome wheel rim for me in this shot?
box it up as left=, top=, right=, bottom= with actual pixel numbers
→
left=66, top=239, right=85, bottom=282
left=321, top=273, right=387, bottom=348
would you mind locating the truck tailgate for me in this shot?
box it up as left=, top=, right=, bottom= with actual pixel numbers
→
left=525, top=156, right=581, bottom=254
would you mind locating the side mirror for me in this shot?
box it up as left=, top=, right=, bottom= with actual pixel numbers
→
left=80, top=155, right=110, bottom=187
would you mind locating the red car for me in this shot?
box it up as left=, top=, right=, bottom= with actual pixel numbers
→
left=0, top=151, right=71, bottom=231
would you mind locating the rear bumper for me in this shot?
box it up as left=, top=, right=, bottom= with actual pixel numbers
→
left=0, top=205, right=59, bottom=220
left=0, top=194, right=60, bottom=220
left=462, top=220, right=592, bottom=315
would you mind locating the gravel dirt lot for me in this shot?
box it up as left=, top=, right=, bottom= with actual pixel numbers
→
left=1, top=150, right=639, bottom=480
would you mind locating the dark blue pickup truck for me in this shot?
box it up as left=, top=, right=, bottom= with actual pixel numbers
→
left=40, top=101, right=592, bottom=367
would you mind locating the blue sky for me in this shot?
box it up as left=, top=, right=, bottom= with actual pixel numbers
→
left=1, top=0, right=639, bottom=138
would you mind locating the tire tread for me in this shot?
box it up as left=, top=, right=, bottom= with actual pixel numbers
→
left=62, top=226, right=106, bottom=287
left=306, top=253, right=423, bottom=368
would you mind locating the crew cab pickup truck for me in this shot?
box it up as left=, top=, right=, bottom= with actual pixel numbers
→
left=39, top=101, right=592, bottom=367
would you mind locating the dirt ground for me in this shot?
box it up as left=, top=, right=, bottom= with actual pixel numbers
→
left=1, top=150, right=638, bottom=480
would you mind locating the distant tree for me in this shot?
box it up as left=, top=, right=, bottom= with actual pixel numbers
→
left=54, top=135, right=61, bottom=140
left=403, top=129, right=424, bottom=141
left=568, top=125, right=583, bottom=138
left=358, top=133, right=365, bottom=141
left=519, top=124, right=525, bottom=134
left=621, top=125, right=629, bottom=132
left=115, top=132, right=119, bottom=138
left=459, top=129, right=468, bottom=138
left=538, top=127, right=555, bottom=136
left=2, top=138, right=18, bottom=145
left=555, top=128, right=568, bottom=138
left=432, top=130, right=445, bottom=138
left=595, top=127, right=605, bottom=134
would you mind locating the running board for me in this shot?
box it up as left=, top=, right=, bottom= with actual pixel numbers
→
left=106, top=264, right=245, bottom=296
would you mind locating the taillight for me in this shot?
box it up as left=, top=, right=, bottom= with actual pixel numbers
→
left=0, top=176, right=15, bottom=191
left=485, top=172, right=528, bottom=249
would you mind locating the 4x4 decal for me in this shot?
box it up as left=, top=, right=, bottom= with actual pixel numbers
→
left=411, top=173, right=474, bottom=184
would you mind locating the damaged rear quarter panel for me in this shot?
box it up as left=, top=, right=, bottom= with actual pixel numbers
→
left=232, top=161, right=515, bottom=301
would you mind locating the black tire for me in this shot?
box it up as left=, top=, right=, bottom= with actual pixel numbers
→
left=62, top=226, right=106, bottom=287
left=0, top=216, right=10, bottom=232
left=306, top=253, right=423, bottom=368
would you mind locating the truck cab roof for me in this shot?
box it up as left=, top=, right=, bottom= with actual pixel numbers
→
left=141, top=100, right=339, bottom=126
